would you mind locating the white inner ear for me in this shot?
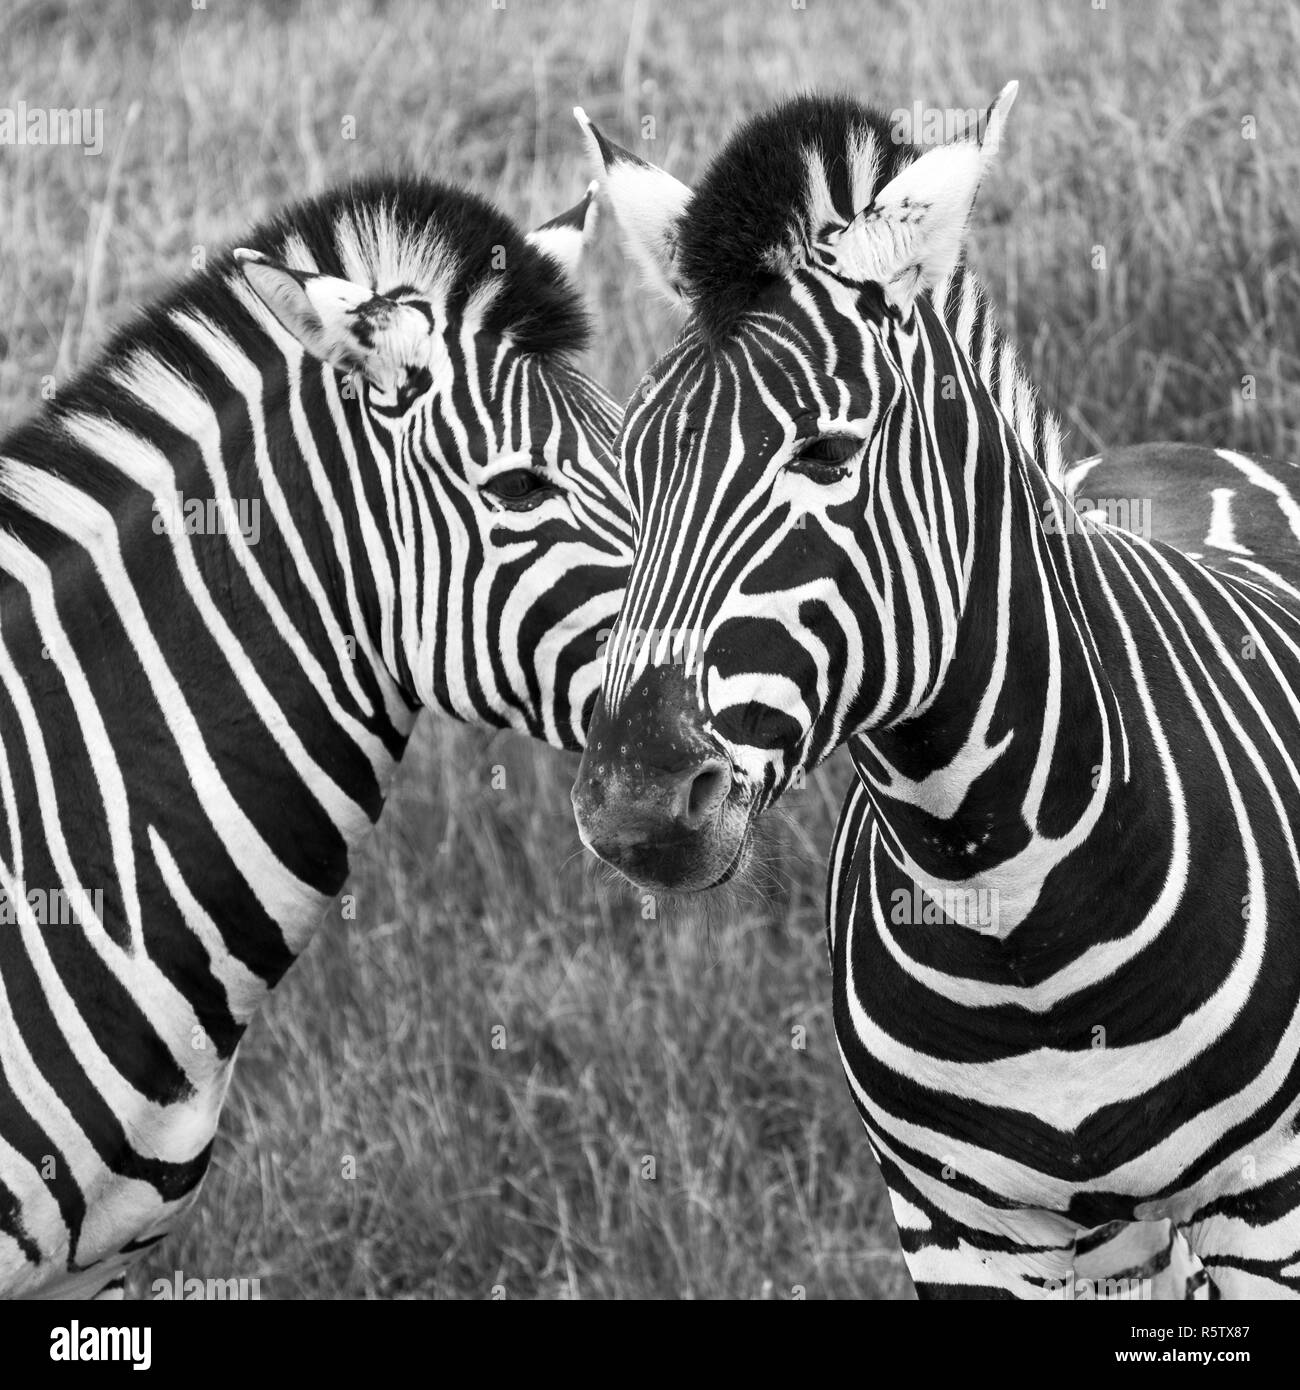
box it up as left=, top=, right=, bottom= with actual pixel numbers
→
left=239, top=257, right=433, bottom=391
left=525, top=181, right=599, bottom=283
left=603, top=158, right=694, bottom=304
left=830, top=139, right=985, bottom=308
left=525, top=225, right=580, bottom=280
left=240, top=260, right=374, bottom=372
left=573, top=107, right=694, bottom=305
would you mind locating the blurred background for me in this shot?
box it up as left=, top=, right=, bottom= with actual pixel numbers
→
left=0, top=0, right=1294, bottom=1298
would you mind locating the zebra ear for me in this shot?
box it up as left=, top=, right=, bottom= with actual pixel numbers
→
left=821, top=81, right=1018, bottom=314
left=526, top=181, right=600, bottom=283
left=574, top=106, right=693, bottom=305
left=233, top=248, right=434, bottom=393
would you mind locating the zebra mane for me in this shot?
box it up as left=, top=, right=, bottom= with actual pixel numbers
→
left=675, top=95, right=1067, bottom=486
left=0, top=175, right=589, bottom=477
left=675, top=94, right=915, bottom=338
left=933, top=265, right=1068, bottom=489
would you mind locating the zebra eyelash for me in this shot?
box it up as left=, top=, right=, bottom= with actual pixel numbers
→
left=786, top=432, right=863, bottom=480
left=480, top=466, right=561, bottom=510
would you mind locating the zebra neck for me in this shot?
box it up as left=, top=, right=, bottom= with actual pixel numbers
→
left=0, top=339, right=419, bottom=1050
left=850, top=378, right=1130, bottom=944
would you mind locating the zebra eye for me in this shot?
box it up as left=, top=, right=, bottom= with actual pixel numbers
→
left=482, top=469, right=555, bottom=507
left=789, top=434, right=861, bottom=477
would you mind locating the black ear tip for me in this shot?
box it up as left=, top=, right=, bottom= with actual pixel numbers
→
left=575, top=105, right=648, bottom=173
left=534, top=188, right=593, bottom=234
left=587, top=119, right=618, bottom=170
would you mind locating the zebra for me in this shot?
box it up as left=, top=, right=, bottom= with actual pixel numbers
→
left=577, top=98, right=1216, bottom=1303
left=0, top=174, right=632, bottom=1299
left=569, top=86, right=1300, bottom=1299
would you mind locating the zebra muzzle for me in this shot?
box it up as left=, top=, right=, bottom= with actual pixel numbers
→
left=571, top=671, right=748, bottom=894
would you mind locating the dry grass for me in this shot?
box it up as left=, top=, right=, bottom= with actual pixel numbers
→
left=0, top=0, right=1295, bottom=1298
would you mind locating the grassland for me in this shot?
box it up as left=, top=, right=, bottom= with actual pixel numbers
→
left=0, top=0, right=1296, bottom=1298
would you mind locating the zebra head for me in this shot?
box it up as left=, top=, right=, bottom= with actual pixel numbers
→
left=572, top=86, right=1018, bottom=890
left=232, top=179, right=632, bottom=750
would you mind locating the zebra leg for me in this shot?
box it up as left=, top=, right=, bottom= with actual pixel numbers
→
left=893, top=1199, right=1079, bottom=1299
left=1074, top=1220, right=1214, bottom=1300
left=1181, top=1160, right=1300, bottom=1298
left=876, top=1157, right=1078, bottom=1298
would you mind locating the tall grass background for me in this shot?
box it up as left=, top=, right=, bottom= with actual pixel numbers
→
left=0, top=0, right=1295, bottom=1298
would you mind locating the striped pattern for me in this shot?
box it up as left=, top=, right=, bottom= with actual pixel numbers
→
left=824, top=409, right=1300, bottom=1290
left=578, top=93, right=1300, bottom=1298
left=0, top=178, right=630, bottom=1298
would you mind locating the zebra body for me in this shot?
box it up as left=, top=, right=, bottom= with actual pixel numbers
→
left=0, top=177, right=630, bottom=1298
left=1067, top=443, right=1300, bottom=595
left=571, top=90, right=1300, bottom=1297
left=823, top=482, right=1300, bottom=1296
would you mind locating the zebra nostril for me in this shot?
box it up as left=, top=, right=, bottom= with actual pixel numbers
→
left=683, top=759, right=732, bottom=827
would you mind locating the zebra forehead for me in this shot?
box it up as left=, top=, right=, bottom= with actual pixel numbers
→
left=331, top=205, right=459, bottom=310
left=624, top=344, right=794, bottom=456
left=801, top=126, right=883, bottom=239
left=676, top=94, right=914, bottom=339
